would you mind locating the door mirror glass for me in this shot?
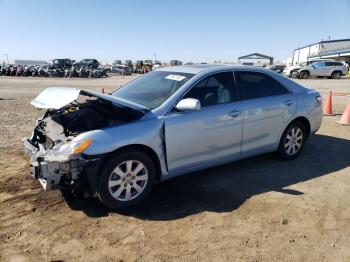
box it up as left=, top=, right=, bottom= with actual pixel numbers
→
left=175, top=98, right=201, bottom=112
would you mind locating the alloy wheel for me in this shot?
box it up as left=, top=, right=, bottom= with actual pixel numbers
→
left=108, top=160, right=148, bottom=201
left=300, top=72, right=309, bottom=79
left=284, top=127, right=303, bottom=156
left=332, top=72, right=341, bottom=79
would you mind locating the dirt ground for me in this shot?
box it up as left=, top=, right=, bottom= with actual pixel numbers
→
left=0, top=75, right=349, bottom=262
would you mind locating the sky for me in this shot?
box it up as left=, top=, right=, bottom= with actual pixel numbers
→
left=0, top=0, right=349, bottom=63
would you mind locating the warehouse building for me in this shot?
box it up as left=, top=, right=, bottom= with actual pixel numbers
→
left=292, top=39, right=350, bottom=65
left=238, top=53, right=273, bottom=66
left=1, top=59, right=49, bottom=66
left=12, top=59, right=48, bottom=66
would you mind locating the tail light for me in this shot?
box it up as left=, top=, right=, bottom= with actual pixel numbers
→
left=316, top=95, right=322, bottom=105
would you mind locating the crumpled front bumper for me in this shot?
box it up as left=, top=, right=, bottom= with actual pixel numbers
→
left=22, top=139, right=82, bottom=191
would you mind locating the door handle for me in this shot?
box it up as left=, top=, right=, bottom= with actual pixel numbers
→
left=227, top=110, right=241, bottom=118
left=284, top=100, right=294, bottom=106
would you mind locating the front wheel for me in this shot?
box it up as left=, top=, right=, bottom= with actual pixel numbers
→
left=278, top=121, right=306, bottom=160
left=289, top=70, right=298, bottom=78
left=299, top=71, right=309, bottom=79
left=97, top=150, right=155, bottom=210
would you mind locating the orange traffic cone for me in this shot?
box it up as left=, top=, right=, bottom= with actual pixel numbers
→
left=102, top=88, right=105, bottom=94
left=323, top=90, right=334, bottom=116
left=338, top=100, right=350, bottom=125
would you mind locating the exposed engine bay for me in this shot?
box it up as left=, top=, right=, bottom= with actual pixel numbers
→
left=29, top=92, right=145, bottom=150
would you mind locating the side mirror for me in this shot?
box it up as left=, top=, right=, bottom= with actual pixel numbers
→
left=175, top=98, right=201, bottom=112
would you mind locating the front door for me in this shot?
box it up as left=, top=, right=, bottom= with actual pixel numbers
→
left=164, top=72, right=243, bottom=174
left=310, top=61, right=327, bottom=76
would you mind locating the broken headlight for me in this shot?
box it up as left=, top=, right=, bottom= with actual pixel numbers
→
left=45, top=139, right=93, bottom=162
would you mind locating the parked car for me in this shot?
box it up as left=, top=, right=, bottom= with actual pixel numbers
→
left=52, top=59, right=75, bottom=69
left=23, top=65, right=322, bottom=209
left=170, top=60, right=182, bottom=66
left=110, top=65, right=132, bottom=75
left=282, top=59, right=332, bottom=78
left=267, top=64, right=286, bottom=74
left=152, top=61, right=163, bottom=70
left=113, top=60, right=122, bottom=65
left=74, top=59, right=99, bottom=69
left=297, top=61, right=348, bottom=79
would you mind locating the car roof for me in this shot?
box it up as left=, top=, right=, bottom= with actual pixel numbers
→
left=157, top=64, right=273, bottom=75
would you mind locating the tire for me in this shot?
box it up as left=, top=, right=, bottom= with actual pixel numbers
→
left=97, top=150, right=156, bottom=210
left=289, top=70, right=298, bottom=78
left=331, top=71, right=341, bottom=79
left=277, top=121, right=306, bottom=160
left=299, top=71, right=309, bottom=79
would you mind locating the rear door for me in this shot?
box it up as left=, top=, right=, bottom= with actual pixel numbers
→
left=325, top=62, right=335, bottom=76
left=235, top=71, right=296, bottom=153
left=164, top=72, right=243, bottom=173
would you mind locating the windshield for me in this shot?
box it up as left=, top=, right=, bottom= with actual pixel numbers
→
left=112, top=71, right=194, bottom=109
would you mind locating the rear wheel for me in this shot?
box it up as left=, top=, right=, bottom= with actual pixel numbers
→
left=97, top=150, right=155, bottom=210
left=299, top=71, right=309, bottom=79
left=331, top=71, right=342, bottom=79
left=278, top=121, right=306, bottom=160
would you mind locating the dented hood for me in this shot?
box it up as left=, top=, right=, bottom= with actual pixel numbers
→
left=31, top=87, right=149, bottom=112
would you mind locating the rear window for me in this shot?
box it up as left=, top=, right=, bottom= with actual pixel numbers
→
left=325, top=62, right=343, bottom=66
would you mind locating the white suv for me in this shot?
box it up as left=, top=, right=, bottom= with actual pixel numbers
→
left=297, top=61, right=348, bottom=79
left=282, top=59, right=332, bottom=78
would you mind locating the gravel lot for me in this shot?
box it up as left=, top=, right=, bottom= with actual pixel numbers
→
left=0, top=75, right=349, bottom=261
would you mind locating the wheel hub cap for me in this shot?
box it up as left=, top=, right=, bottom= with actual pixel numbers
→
left=284, top=127, right=303, bottom=156
left=108, top=160, right=148, bottom=201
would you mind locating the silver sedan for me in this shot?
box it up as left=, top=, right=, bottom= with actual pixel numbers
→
left=23, top=64, right=323, bottom=209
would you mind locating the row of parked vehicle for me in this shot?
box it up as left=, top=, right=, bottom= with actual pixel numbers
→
left=110, top=59, right=183, bottom=75
left=0, top=64, right=108, bottom=78
left=0, top=58, right=110, bottom=78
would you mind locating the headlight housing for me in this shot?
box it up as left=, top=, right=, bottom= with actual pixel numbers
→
left=45, top=139, right=93, bottom=162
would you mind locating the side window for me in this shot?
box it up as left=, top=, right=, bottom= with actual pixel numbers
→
left=235, top=71, right=289, bottom=100
left=184, top=72, right=236, bottom=107
left=313, top=62, right=325, bottom=68
left=272, top=78, right=290, bottom=95
left=325, top=62, right=342, bottom=66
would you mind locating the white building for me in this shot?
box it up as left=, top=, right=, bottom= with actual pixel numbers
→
left=292, top=39, right=350, bottom=65
left=5, top=59, right=49, bottom=66
left=238, top=53, right=274, bottom=66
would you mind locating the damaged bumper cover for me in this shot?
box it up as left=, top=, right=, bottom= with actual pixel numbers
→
left=22, top=139, right=82, bottom=191
left=22, top=138, right=103, bottom=194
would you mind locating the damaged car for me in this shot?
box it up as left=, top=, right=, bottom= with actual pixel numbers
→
left=23, top=65, right=322, bottom=209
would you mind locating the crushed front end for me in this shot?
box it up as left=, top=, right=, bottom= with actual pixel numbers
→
left=22, top=107, right=100, bottom=194
left=22, top=87, right=146, bottom=195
